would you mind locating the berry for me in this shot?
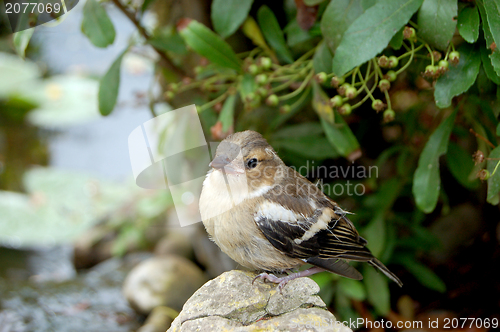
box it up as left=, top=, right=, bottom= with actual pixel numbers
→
left=255, top=74, right=268, bottom=85
left=266, top=94, right=279, bottom=106
left=315, top=72, right=327, bottom=84
left=438, top=60, right=449, bottom=70
left=280, top=105, right=291, bottom=113
left=338, top=83, right=351, bottom=96
left=339, top=104, right=352, bottom=115
left=331, top=76, right=344, bottom=88
left=167, top=83, right=178, bottom=92
left=245, top=92, right=256, bottom=103
left=257, top=87, right=268, bottom=98
left=478, top=169, right=490, bottom=181
left=449, top=51, right=460, bottom=65
left=378, top=55, right=389, bottom=68
left=330, top=95, right=343, bottom=107
left=388, top=56, right=399, bottom=68
left=385, top=70, right=397, bottom=82
left=259, top=57, right=272, bottom=70
left=473, top=150, right=485, bottom=165
left=403, top=26, right=416, bottom=40
left=378, top=79, right=391, bottom=92
left=248, top=64, right=259, bottom=75
left=437, top=60, right=449, bottom=75
left=372, top=99, right=385, bottom=112
left=164, top=91, right=174, bottom=101
left=424, top=65, right=438, bottom=78
left=345, top=86, right=357, bottom=99
left=383, top=109, right=395, bottom=123
left=194, top=66, right=203, bottom=75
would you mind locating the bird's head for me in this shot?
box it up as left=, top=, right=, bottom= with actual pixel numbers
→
left=209, top=130, right=284, bottom=191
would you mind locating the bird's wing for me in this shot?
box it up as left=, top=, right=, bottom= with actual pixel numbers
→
left=252, top=172, right=374, bottom=279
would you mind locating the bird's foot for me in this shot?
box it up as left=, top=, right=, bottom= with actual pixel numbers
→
left=252, top=267, right=326, bottom=293
left=252, top=272, right=290, bottom=293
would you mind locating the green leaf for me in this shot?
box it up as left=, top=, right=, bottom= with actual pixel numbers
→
left=477, top=0, right=494, bottom=46
left=457, top=6, right=480, bottom=43
left=446, top=142, right=479, bottom=190
left=483, top=0, right=500, bottom=51
left=434, top=44, right=481, bottom=108
left=98, top=50, right=126, bottom=116
left=13, top=29, right=34, bottom=59
left=304, top=0, right=325, bottom=5
left=273, top=136, right=338, bottom=160
left=389, top=26, right=405, bottom=50
left=332, top=0, right=424, bottom=76
left=320, top=0, right=364, bottom=54
left=481, top=45, right=500, bottom=84
left=285, top=19, right=316, bottom=47
left=149, top=27, right=187, bottom=54
left=364, top=265, right=390, bottom=315
left=257, top=6, right=294, bottom=64
left=81, top=0, right=116, bottom=48
left=362, top=214, right=385, bottom=257
left=179, top=19, right=242, bottom=72
left=399, top=258, right=446, bottom=292
left=417, top=0, right=458, bottom=50
left=238, top=73, right=258, bottom=99
left=412, top=110, right=457, bottom=213
left=313, top=41, right=333, bottom=74
left=219, top=94, right=236, bottom=132
left=211, top=0, right=254, bottom=38
left=487, top=146, right=500, bottom=205
left=320, top=112, right=361, bottom=159
left=312, top=81, right=334, bottom=123
left=272, top=122, right=324, bottom=139
left=497, top=123, right=500, bottom=136
left=338, top=278, right=366, bottom=301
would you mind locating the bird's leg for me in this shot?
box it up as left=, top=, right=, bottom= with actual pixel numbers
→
left=252, top=266, right=326, bottom=293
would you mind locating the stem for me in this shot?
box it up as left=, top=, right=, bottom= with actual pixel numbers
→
left=278, top=69, right=315, bottom=101
left=384, top=90, right=392, bottom=110
left=424, top=43, right=434, bottom=66
left=110, top=0, right=185, bottom=77
left=396, top=40, right=417, bottom=75
left=470, top=128, right=496, bottom=149
left=198, top=91, right=229, bottom=112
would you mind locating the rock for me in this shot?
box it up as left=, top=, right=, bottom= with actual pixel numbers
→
left=168, top=270, right=351, bottom=332
left=155, top=231, right=193, bottom=259
left=0, top=253, right=147, bottom=332
left=123, top=255, right=206, bottom=314
left=137, top=306, right=178, bottom=332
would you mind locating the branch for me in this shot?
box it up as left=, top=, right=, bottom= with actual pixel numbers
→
left=110, top=0, right=186, bottom=77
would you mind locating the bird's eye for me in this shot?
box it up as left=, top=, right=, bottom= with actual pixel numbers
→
left=246, top=158, right=258, bottom=169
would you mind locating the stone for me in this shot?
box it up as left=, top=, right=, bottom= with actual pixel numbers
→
left=168, top=270, right=351, bottom=332
left=123, top=255, right=206, bottom=314
left=137, top=306, right=178, bottom=332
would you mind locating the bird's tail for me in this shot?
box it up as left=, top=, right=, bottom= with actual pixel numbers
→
left=368, top=258, right=403, bottom=287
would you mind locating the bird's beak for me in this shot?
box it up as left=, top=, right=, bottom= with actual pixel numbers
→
left=209, top=155, right=245, bottom=174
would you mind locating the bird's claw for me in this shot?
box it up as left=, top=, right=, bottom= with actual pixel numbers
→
left=252, top=272, right=289, bottom=294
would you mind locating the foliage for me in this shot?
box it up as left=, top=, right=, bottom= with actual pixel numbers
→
left=6, top=0, right=500, bottom=323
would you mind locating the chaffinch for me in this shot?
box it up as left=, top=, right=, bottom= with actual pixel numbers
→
left=199, top=130, right=402, bottom=291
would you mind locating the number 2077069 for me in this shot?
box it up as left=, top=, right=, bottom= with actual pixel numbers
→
left=5, top=2, right=61, bottom=14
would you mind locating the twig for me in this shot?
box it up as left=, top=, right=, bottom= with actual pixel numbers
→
left=470, top=128, right=496, bottom=149
left=110, top=0, right=185, bottom=77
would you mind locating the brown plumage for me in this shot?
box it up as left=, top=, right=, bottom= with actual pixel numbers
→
left=199, top=130, right=402, bottom=290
